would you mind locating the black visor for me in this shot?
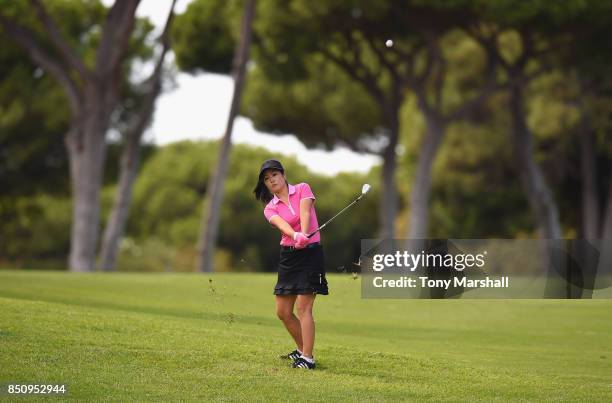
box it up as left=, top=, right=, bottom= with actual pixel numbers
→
left=258, top=159, right=284, bottom=179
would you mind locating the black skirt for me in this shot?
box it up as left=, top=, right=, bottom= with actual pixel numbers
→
left=274, top=244, right=329, bottom=295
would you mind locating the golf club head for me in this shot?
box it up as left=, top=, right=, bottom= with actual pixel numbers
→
left=362, top=184, right=371, bottom=195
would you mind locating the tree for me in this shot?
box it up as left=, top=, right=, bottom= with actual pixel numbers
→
left=469, top=0, right=612, bottom=243
left=465, top=0, right=612, bottom=297
left=0, top=1, right=103, bottom=197
left=98, top=0, right=177, bottom=271
left=566, top=3, right=612, bottom=273
left=250, top=0, right=416, bottom=239
left=0, top=0, right=142, bottom=271
left=173, top=0, right=258, bottom=272
left=467, top=13, right=557, bottom=240
left=567, top=6, right=612, bottom=242
left=175, top=0, right=490, bottom=240
left=197, top=0, right=256, bottom=272
left=238, top=0, right=503, bottom=240
left=400, top=26, right=502, bottom=239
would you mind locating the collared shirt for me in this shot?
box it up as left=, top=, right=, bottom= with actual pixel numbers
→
left=263, top=183, right=321, bottom=246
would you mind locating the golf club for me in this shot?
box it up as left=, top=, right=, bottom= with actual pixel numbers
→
left=307, top=184, right=371, bottom=238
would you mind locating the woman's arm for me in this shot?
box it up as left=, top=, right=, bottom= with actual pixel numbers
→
left=300, top=198, right=313, bottom=234
left=269, top=215, right=298, bottom=239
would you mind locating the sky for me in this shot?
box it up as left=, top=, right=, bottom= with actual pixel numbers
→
left=102, top=0, right=381, bottom=176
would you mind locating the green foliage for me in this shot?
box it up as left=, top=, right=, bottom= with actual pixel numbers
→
left=0, top=0, right=162, bottom=196
left=472, top=0, right=592, bottom=27
left=128, top=141, right=216, bottom=241
left=0, top=31, right=71, bottom=195
left=175, top=0, right=468, bottom=153
left=171, top=0, right=612, bottom=245
left=242, top=59, right=380, bottom=151
left=396, top=92, right=531, bottom=238
left=0, top=194, right=71, bottom=267
left=527, top=71, right=580, bottom=140
left=429, top=120, right=533, bottom=237
left=172, top=0, right=240, bottom=74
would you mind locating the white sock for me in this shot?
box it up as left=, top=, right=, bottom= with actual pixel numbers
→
left=297, top=348, right=303, bottom=355
left=300, top=354, right=315, bottom=364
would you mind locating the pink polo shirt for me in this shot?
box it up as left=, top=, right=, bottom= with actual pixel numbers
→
left=263, top=183, right=321, bottom=246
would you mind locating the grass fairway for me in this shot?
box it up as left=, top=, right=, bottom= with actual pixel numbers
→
left=1, top=270, right=611, bottom=401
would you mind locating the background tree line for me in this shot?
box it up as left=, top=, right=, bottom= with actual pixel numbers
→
left=0, top=0, right=610, bottom=272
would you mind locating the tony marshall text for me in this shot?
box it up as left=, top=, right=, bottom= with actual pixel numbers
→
left=372, top=276, right=509, bottom=289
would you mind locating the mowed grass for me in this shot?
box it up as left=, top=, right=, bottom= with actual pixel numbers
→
left=1, top=270, right=611, bottom=402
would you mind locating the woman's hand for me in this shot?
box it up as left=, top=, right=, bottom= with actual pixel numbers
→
left=293, top=232, right=309, bottom=249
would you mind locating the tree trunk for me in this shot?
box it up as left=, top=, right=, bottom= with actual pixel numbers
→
left=602, top=170, right=612, bottom=241
left=98, top=132, right=142, bottom=271
left=98, top=1, right=176, bottom=271
left=1, top=0, right=140, bottom=271
left=509, top=85, right=562, bottom=239
left=379, top=105, right=400, bottom=240
left=197, top=0, right=256, bottom=272
left=509, top=84, right=565, bottom=297
left=66, top=104, right=110, bottom=272
left=407, top=113, right=445, bottom=239
left=596, top=170, right=612, bottom=282
left=579, top=112, right=600, bottom=239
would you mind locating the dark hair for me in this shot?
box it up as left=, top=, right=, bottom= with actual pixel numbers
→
left=253, top=178, right=274, bottom=204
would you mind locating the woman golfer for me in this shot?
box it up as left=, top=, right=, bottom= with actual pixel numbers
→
left=253, top=159, right=328, bottom=370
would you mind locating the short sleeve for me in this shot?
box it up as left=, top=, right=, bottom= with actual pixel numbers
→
left=264, top=204, right=279, bottom=222
left=300, top=183, right=316, bottom=201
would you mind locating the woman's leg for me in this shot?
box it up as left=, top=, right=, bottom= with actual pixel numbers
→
left=275, top=295, right=303, bottom=350
left=295, top=294, right=316, bottom=358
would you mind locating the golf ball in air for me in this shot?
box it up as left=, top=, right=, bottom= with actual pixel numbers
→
left=385, top=39, right=393, bottom=47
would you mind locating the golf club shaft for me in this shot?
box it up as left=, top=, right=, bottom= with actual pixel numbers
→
left=307, top=194, right=364, bottom=238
